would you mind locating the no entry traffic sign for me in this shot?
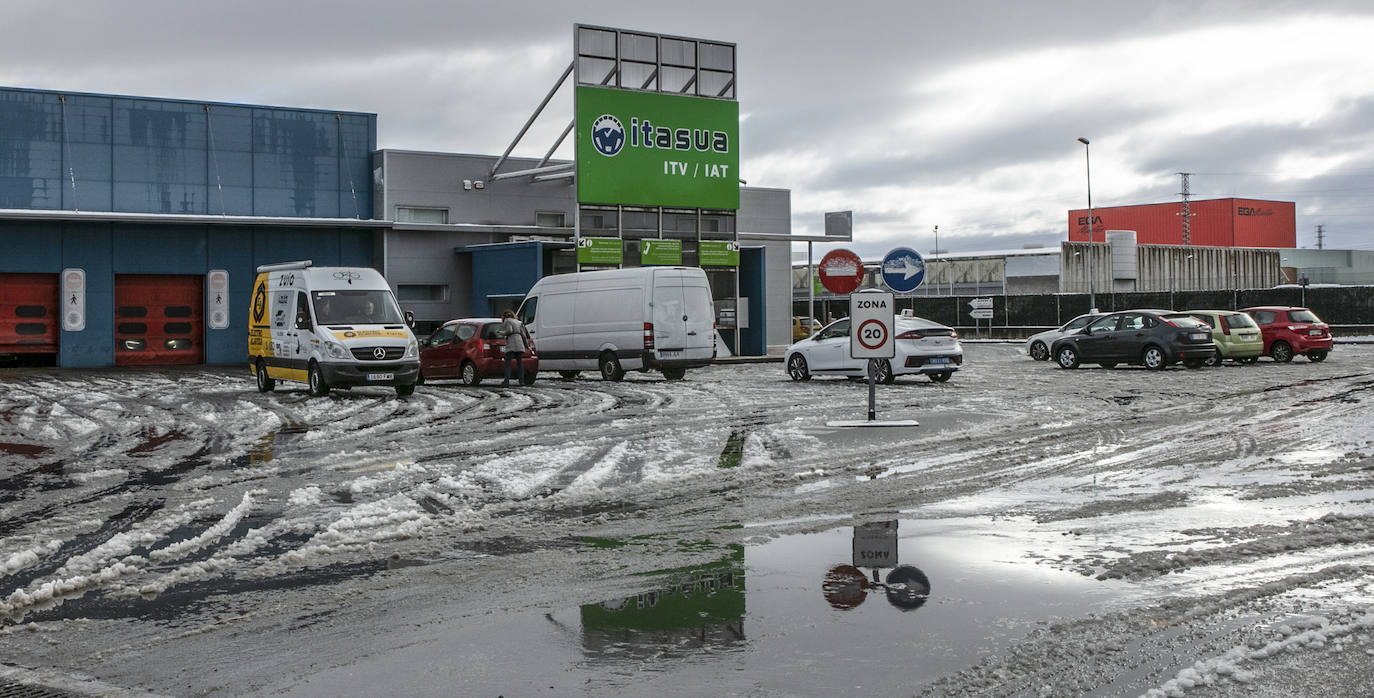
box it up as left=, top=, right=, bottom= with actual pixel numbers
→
left=819, top=248, right=865, bottom=294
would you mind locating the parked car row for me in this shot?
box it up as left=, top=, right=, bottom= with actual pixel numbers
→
left=1027, top=305, right=1331, bottom=370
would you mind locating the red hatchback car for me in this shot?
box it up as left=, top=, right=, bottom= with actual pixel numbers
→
left=417, top=318, right=537, bottom=386
left=1239, top=306, right=1333, bottom=363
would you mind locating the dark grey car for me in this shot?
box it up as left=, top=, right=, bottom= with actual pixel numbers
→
left=1050, top=309, right=1217, bottom=370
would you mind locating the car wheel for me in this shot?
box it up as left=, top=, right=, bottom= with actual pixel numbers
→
left=255, top=360, right=275, bottom=393
left=662, top=367, right=686, bottom=381
left=787, top=354, right=811, bottom=382
left=1307, top=350, right=1328, bottom=363
left=1029, top=341, right=1049, bottom=361
left=307, top=362, right=330, bottom=397
left=520, top=370, right=538, bottom=385
left=874, top=359, right=895, bottom=385
left=1143, top=346, right=1167, bottom=370
left=929, top=371, right=952, bottom=383
left=1055, top=345, right=1080, bottom=369
left=1098, top=362, right=1117, bottom=369
left=461, top=361, right=481, bottom=386
left=1270, top=341, right=1294, bottom=363
left=600, top=352, right=625, bottom=382
left=558, top=370, right=579, bottom=381
left=1203, top=349, right=1222, bottom=367
left=395, top=383, right=415, bottom=397
left=1183, top=358, right=1205, bottom=369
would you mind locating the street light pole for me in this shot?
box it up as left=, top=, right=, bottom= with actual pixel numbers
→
left=1077, top=137, right=1096, bottom=312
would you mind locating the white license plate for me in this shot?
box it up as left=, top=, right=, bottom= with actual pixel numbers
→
left=366, top=373, right=394, bottom=381
left=928, top=358, right=950, bottom=364
left=1190, top=332, right=1208, bottom=340
left=658, top=350, right=682, bottom=358
left=1308, top=329, right=1322, bottom=336
left=1241, top=333, right=1257, bottom=339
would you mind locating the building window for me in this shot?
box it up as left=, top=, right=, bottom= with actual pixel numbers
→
left=536, top=211, right=566, bottom=228
left=396, top=284, right=448, bottom=302
left=396, top=206, right=448, bottom=224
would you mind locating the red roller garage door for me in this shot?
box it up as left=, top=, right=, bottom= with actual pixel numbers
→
left=114, top=275, right=204, bottom=366
left=0, top=274, right=59, bottom=355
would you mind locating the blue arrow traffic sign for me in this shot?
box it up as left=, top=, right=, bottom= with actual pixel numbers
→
left=881, top=247, right=926, bottom=293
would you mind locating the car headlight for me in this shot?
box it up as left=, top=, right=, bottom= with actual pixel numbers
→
left=404, top=341, right=418, bottom=359
left=325, top=342, right=349, bottom=359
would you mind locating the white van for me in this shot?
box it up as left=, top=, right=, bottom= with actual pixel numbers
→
left=516, top=267, right=716, bottom=381
left=248, top=261, right=420, bottom=397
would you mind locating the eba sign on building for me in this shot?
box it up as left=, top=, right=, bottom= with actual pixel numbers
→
left=576, top=86, right=740, bottom=210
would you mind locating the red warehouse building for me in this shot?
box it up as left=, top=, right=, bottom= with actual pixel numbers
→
left=1068, top=198, right=1295, bottom=248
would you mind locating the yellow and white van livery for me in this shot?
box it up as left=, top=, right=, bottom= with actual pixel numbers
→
left=248, top=261, right=420, bottom=397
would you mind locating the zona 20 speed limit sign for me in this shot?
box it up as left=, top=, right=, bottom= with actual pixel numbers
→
left=850, top=290, right=895, bottom=359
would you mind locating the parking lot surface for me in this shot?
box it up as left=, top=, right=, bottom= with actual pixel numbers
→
left=2, top=344, right=1373, bottom=696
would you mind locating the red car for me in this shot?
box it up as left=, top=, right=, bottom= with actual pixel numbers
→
left=417, top=318, right=538, bottom=385
left=1240, top=306, right=1333, bottom=363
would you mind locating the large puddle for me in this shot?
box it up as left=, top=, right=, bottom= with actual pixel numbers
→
left=258, top=516, right=1139, bottom=697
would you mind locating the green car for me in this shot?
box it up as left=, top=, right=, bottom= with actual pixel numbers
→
left=1184, top=310, right=1264, bottom=365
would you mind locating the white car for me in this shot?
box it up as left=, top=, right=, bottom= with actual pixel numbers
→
left=784, top=314, right=963, bottom=383
left=1025, top=313, right=1103, bottom=361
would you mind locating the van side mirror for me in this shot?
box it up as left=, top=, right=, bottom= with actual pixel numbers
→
left=295, top=312, right=312, bottom=331
left=404, top=310, right=415, bottom=328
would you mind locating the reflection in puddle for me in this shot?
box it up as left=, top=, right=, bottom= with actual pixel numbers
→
left=264, top=516, right=1134, bottom=697
left=580, top=545, right=746, bottom=662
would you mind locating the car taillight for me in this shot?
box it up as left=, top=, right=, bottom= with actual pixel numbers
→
left=949, top=330, right=958, bottom=339
left=1220, top=317, right=1231, bottom=335
left=895, top=331, right=925, bottom=340
left=644, top=322, right=654, bottom=350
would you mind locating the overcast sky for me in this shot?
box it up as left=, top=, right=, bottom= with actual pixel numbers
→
left=5, top=0, right=1372, bottom=261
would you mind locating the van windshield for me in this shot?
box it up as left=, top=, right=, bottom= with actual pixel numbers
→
left=312, top=290, right=403, bottom=325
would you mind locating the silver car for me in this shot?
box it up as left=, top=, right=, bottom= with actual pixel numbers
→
left=785, top=314, right=963, bottom=383
left=1025, top=313, right=1103, bottom=361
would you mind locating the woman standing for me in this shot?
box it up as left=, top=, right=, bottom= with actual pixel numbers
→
left=500, top=309, right=528, bottom=387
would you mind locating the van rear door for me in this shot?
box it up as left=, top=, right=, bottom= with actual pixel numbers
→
left=651, top=269, right=714, bottom=357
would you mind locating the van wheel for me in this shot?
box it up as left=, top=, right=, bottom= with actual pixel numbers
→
left=308, top=362, right=330, bottom=397
left=460, top=361, right=481, bottom=386
left=559, top=371, right=579, bottom=381
left=395, top=383, right=415, bottom=397
left=520, top=371, right=538, bottom=386
left=662, top=367, right=686, bottom=381
left=255, top=360, right=275, bottom=393
left=599, top=353, right=625, bottom=382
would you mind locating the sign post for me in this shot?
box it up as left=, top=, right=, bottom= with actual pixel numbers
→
left=850, top=289, right=894, bottom=422
left=969, top=297, right=993, bottom=337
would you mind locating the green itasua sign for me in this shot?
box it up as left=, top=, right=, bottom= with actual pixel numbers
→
left=699, top=240, right=739, bottom=267
left=640, top=238, right=683, bottom=266
left=577, top=86, right=740, bottom=210
left=577, top=237, right=623, bottom=265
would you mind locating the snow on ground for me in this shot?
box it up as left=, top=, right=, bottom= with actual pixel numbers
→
left=1, top=347, right=1373, bottom=696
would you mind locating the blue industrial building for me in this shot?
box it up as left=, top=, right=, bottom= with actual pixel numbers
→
left=0, top=86, right=382, bottom=367
left=2, top=86, right=793, bottom=368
